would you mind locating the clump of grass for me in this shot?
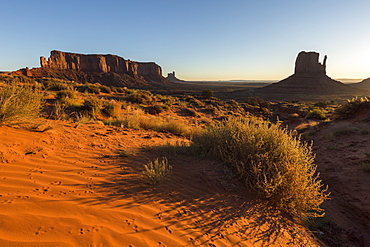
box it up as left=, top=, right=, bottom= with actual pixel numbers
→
left=104, top=109, right=192, bottom=136
left=142, top=157, right=172, bottom=184
left=306, top=108, right=326, bottom=120
left=191, top=117, right=329, bottom=219
left=0, top=84, right=43, bottom=125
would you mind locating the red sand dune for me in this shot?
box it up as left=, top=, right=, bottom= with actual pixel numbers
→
left=0, top=121, right=321, bottom=246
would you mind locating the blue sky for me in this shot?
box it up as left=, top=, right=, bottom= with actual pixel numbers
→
left=1, top=0, right=370, bottom=80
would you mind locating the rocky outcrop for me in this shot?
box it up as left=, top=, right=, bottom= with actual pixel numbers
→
left=40, top=50, right=162, bottom=78
left=257, top=51, right=364, bottom=96
left=13, top=51, right=169, bottom=88
left=166, top=71, right=185, bottom=83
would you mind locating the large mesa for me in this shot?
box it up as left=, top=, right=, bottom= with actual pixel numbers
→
left=13, top=50, right=169, bottom=87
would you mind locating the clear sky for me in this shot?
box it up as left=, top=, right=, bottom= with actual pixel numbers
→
left=1, top=0, right=370, bottom=81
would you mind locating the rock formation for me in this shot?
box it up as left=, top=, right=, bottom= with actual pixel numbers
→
left=294, top=51, right=326, bottom=75
left=350, top=77, right=370, bottom=90
left=257, top=51, right=364, bottom=96
left=40, top=50, right=162, bottom=77
left=166, top=71, right=185, bottom=83
left=14, top=50, right=169, bottom=87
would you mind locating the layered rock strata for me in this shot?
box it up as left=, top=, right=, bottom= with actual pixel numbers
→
left=14, top=51, right=168, bottom=87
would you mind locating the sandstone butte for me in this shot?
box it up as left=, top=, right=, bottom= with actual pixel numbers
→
left=12, top=50, right=170, bottom=87
left=258, top=51, right=364, bottom=95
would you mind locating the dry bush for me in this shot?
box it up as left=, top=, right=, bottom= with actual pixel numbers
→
left=104, top=109, right=192, bottom=136
left=0, top=84, right=43, bottom=125
left=334, top=96, right=370, bottom=120
left=191, top=117, right=329, bottom=219
left=305, top=108, right=326, bottom=120
left=127, top=90, right=156, bottom=105
left=82, top=98, right=104, bottom=118
left=142, top=157, right=172, bottom=184
left=102, top=100, right=121, bottom=118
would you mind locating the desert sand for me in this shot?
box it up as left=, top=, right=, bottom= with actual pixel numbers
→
left=0, top=120, right=321, bottom=246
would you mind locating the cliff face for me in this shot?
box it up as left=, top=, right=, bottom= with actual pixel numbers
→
left=294, top=51, right=326, bottom=75
left=40, top=50, right=162, bottom=77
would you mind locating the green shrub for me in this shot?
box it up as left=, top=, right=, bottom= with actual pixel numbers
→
left=191, top=117, right=329, bottom=219
left=306, top=108, right=326, bottom=120
left=142, top=157, right=172, bottom=184
left=0, top=84, right=43, bottom=125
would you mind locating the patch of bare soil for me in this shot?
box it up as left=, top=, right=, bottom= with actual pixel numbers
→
left=310, top=119, right=370, bottom=247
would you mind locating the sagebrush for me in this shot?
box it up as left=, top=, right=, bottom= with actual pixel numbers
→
left=191, top=117, right=329, bottom=219
left=0, top=84, right=43, bottom=125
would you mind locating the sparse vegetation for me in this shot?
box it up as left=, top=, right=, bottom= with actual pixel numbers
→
left=305, top=108, right=326, bottom=120
left=0, top=83, right=43, bottom=125
left=142, top=156, right=172, bottom=184
left=202, top=89, right=214, bottom=99
left=191, top=117, right=329, bottom=219
left=334, top=96, right=370, bottom=119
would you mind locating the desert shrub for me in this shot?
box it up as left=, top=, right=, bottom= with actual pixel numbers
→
left=153, top=104, right=170, bottom=114
left=334, top=97, right=370, bottom=119
left=82, top=98, right=104, bottom=117
left=38, top=78, right=75, bottom=91
left=191, top=117, right=329, bottom=219
left=127, top=90, right=156, bottom=105
left=142, top=157, right=172, bottom=184
left=204, top=105, right=218, bottom=114
left=0, top=84, right=43, bottom=125
left=100, top=85, right=112, bottom=94
left=77, top=84, right=101, bottom=94
left=202, top=89, right=214, bottom=99
left=245, top=96, right=270, bottom=108
left=102, top=100, right=121, bottom=118
left=306, top=108, right=326, bottom=120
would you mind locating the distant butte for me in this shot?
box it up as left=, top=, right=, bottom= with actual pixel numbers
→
left=258, top=51, right=363, bottom=95
left=12, top=50, right=170, bottom=88
left=166, top=71, right=185, bottom=83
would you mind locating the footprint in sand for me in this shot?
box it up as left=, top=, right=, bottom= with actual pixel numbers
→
left=164, top=226, right=172, bottom=234
left=35, top=226, right=54, bottom=235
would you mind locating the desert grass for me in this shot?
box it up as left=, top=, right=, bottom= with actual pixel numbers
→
left=334, top=96, right=370, bottom=119
left=142, top=157, right=172, bottom=184
left=104, top=109, right=193, bottom=136
left=191, top=117, right=329, bottom=219
left=0, top=83, right=43, bottom=125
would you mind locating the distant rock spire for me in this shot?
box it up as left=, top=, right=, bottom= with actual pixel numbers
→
left=294, top=51, right=326, bottom=75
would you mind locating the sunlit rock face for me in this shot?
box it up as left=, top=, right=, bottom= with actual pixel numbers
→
left=40, top=50, right=162, bottom=77
left=11, top=50, right=169, bottom=87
